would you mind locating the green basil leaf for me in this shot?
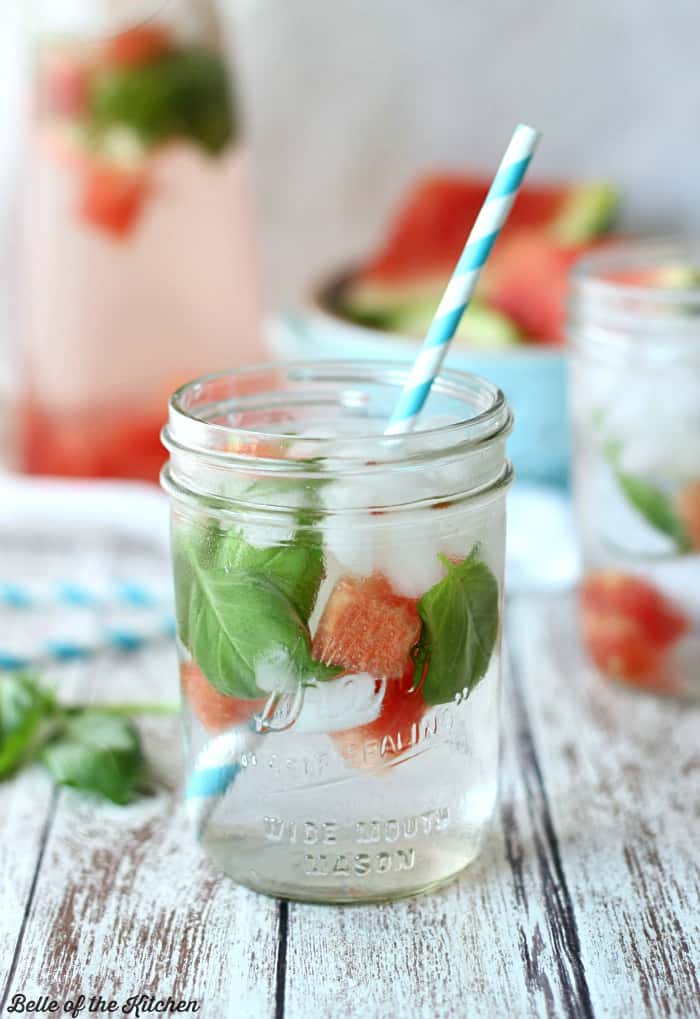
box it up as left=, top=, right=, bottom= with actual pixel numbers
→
left=173, top=519, right=223, bottom=648
left=215, top=529, right=325, bottom=622
left=616, top=471, right=691, bottom=552
left=185, top=559, right=339, bottom=699
left=41, top=711, right=143, bottom=805
left=0, top=674, right=55, bottom=777
left=90, top=49, right=235, bottom=154
left=416, top=550, right=499, bottom=707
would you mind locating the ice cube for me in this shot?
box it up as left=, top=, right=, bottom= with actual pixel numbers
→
left=293, top=673, right=384, bottom=733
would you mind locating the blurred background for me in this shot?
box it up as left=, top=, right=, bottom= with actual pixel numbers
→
left=0, top=0, right=698, bottom=485
left=1, top=0, right=700, bottom=304
left=233, top=0, right=700, bottom=301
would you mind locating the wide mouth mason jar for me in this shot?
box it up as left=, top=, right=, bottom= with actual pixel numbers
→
left=569, top=242, right=700, bottom=698
left=161, top=360, right=513, bottom=903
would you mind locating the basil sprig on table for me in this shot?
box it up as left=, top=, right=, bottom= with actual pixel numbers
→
left=604, top=442, right=691, bottom=552
left=41, top=710, right=144, bottom=806
left=175, top=524, right=340, bottom=699
left=0, top=673, right=168, bottom=804
left=414, top=550, right=500, bottom=706
left=0, top=673, right=55, bottom=777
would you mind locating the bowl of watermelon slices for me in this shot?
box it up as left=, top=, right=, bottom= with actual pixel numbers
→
left=275, top=175, right=619, bottom=486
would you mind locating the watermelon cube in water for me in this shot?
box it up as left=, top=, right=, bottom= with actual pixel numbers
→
left=312, top=573, right=422, bottom=681
left=312, top=573, right=426, bottom=768
left=181, top=661, right=266, bottom=733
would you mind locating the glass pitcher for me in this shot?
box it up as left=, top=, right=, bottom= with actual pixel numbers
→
left=18, top=0, right=264, bottom=481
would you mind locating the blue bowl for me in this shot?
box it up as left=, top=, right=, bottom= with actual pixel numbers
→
left=270, top=273, right=569, bottom=487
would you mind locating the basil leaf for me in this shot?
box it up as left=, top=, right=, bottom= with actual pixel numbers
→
left=616, top=472, right=691, bottom=552
left=215, top=529, right=325, bottom=622
left=603, top=442, right=691, bottom=552
left=0, top=674, right=55, bottom=777
left=90, top=49, right=235, bottom=154
left=185, top=561, right=339, bottom=699
left=173, top=519, right=223, bottom=648
left=41, top=711, right=143, bottom=805
left=416, top=551, right=499, bottom=707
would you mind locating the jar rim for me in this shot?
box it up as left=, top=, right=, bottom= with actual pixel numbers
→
left=574, top=238, right=700, bottom=299
left=162, top=359, right=512, bottom=471
left=570, top=239, right=700, bottom=351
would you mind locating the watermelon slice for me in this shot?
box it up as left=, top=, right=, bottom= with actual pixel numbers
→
left=340, top=174, right=617, bottom=346
left=480, top=230, right=591, bottom=345
left=312, top=573, right=422, bottom=681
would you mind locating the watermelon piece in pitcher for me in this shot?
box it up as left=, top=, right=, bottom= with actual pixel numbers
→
left=79, top=157, right=150, bottom=238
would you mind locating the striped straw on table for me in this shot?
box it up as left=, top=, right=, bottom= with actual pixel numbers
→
left=0, top=578, right=175, bottom=669
left=0, top=617, right=176, bottom=671
left=385, top=122, right=541, bottom=435
left=0, top=579, right=171, bottom=610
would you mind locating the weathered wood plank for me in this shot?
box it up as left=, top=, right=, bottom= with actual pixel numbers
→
left=3, top=643, right=279, bottom=1016
left=0, top=772, right=55, bottom=993
left=282, top=612, right=593, bottom=1019
left=510, top=593, right=700, bottom=1019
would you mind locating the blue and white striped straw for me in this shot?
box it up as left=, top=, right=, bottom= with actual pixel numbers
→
left=385, top=123, right=541, bottom=435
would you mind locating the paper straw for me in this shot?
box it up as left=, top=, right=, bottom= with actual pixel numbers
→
left=385, top=122, right=541, bottom=435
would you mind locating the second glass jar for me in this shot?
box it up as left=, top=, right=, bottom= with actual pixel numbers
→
left=570, top=242, right=700, bottom=698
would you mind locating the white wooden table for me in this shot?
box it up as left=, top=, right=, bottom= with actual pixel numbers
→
left=1, top=529, right=699, bottom=1019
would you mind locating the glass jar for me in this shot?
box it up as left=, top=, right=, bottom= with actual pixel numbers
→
left=18, top=0, right=263, bottom=481
left=161, top=360, right=513, bottom=903
left=570, top=241, right=700, bottom=698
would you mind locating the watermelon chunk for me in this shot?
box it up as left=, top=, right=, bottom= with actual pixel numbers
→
left=331, top=665, right=426, bottom=769
left=79, top=158, right=150, bottom=238
left=181, top=661, right=266, bottom=733
left=340, top=174, right=617, bottom=346
left=40, top=54, right=92, bottom=117
left=312, top=573, right=422, bottom=681
left=579, top=570, right=690, bottom=690
left=104, top=25, right=173, bottom=68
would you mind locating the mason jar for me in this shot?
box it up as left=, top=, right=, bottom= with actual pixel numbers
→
left=18, top=0, right=263, bottom=480
left=161, top=360, right=513, bottom=902
left=570, top=242, right=700, bottom=698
